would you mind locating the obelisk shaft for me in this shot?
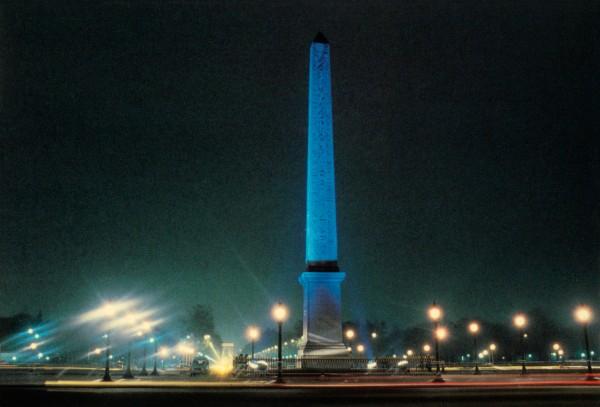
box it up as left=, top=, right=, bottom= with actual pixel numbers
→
left=306, top=34, right=338, bottom=269
left=299, top=33, right=347, bottom=360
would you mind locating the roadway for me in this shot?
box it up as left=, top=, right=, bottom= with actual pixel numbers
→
left=1, top=367, right=600, bottom=406
left=2, top=383, right=600, bottom=407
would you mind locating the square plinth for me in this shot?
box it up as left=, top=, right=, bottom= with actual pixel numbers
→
left=297, top=271, right=348, bottom=358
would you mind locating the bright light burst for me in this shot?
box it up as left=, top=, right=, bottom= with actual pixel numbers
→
left=513, top=313, right=527, bottom=329
left=209, top=355, right=234, bottom=377
left=435, top=326, right=448, bottom=340
left=77, top=299, right=139, bottom=324
left=245, top=326, right=260, bottom=342
left=575, top=305, right=593, bottom=324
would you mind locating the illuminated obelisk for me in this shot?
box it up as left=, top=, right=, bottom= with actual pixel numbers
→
left=298, top=33, right=348, bottom=358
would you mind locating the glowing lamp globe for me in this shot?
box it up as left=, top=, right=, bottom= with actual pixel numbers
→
left=552, top=343, right=560, bottom=351
left=513, top=314, right=527, bottom=329
left=490, top=343, right=497, bottom=351
left=345, top=329, right=356, bottom=340
left=271, top=302, right=288, bottom=323
left=468, top=322, right=480, bottom=334
left=356, top=344, right=365, bottom=353
left=428, top=305, right=442, bottom=322
left=435, top=326, right=448, bottom=341
left=246, top=326, right=260, bottom=342
left=575, top=305, right=592, bottom=324
left=423, top=344, right=431, bottom=353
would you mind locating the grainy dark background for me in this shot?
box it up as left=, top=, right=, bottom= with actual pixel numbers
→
left=1, top=0, right=599, bottom=342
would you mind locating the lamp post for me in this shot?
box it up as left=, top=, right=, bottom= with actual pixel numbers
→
left=246, top=326, right=260, bottom=360
left=422, top=344, right=431, bottom=372
left=574, top=305, right=593, bottom=375
left=428, top=302, right=444, bottom=381
left=468, top=322, right=480, bottom=374
left=371, top=332, right=377, bottom=357
left=139, top=321, right=152, bottom=376
left=89, top=301, right=140, bottom=381
left=435, top=326, right=448, bottom=374
left=513, top=313, right=527, bottom=375
left=102, top=333, right=112, bottom=382
left=138, top=331, right=148, bottom=376
left=150, top=337, right=159, bottom=376
left=123, top=338, right=135, bottom=379
left=122, top=313, right=138, bottom=379
left=558, top=348, right=564, bottom=362
left=271, top=302, right=288, bottom=384
left=489, top=343, right=497, bottom=365
left=345, top=328, right=355, bottom=355
left=552, top=343, right=560, bottom=362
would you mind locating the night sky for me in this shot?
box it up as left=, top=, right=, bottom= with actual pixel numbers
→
left=1, top=1, right=600, bottom=343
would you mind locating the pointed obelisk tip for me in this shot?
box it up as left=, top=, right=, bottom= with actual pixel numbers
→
left=313, top=32, right=328, bottom=44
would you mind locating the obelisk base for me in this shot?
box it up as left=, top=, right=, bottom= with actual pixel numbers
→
left=297, top=271, right=348, bottom=360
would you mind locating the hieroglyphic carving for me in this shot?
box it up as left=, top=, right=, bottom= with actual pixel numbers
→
left=306, top=41, right=338, bottom=262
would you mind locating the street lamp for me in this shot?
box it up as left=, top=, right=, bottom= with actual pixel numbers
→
left=246, top=326, right=260, bottom=360
left=138, top=320, right=152, bottom=376
left=435, top=326, right=448, bottom=374
left=345, top=328, right=356, bottom=342
left=483, top=349, right=489, bottom=363
left=468, top=322, right=480, bottom=374
left=428, top=302, right=444, bottom=381
left=271, top=302, right=288, bottom=384
left=428, top=303, right=443, bottom=322
left=95, top=301, right=119, bottom=382
left=513, top=313, right=527, bottom=375
left=489, top=343, right=497, bottom=364
left=574, top=305, right=593, bottom=375
left=356, top=344, right=365, bottom=354
left=149, top=337, right=159, bottom=376
left=345, top=328, right=356, bottom=355
left=102, top=333, right=112, bottom=382
left=552, top=343, right=560, bottom=362
left=138, top=331, right=147, bottom=376
left=122, top=312, right=138, bottom=379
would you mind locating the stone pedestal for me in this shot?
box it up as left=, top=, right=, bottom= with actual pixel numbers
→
left=297, top=271, right=348, bottom=358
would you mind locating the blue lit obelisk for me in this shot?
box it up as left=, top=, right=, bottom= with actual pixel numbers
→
left=298, top=33, right=348, bottom=358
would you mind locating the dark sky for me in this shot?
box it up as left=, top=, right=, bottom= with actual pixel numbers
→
left=1, top=1, right=599, bottom=343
